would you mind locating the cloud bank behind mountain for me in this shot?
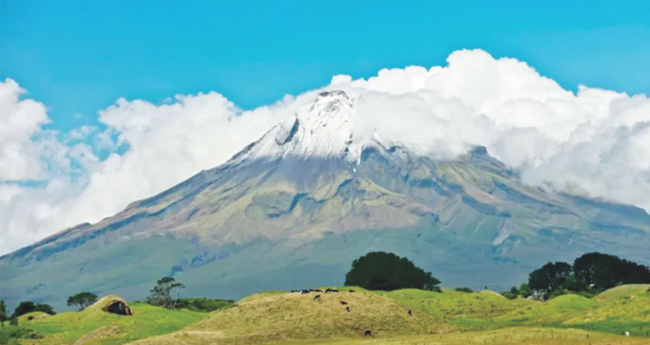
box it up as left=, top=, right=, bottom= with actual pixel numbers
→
left=1, top=49, right=649, bottom=255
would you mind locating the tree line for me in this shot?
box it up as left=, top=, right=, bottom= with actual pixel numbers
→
left=500, top=252, right=650, bottom=300
left=2, top=250, right=647, bottom=328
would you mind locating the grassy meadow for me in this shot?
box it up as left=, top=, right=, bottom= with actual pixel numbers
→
left=2, top=285, right=650, bottom=345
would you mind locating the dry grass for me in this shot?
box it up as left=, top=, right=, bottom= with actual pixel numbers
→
left=130, top=327, right=646, bottom=345
left=131, top=289, right=453, bottom=345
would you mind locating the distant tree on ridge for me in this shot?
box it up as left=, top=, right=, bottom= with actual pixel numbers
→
left=67, top=292, right=98, bottom=311
left=146, top=277, right=185, bottom=309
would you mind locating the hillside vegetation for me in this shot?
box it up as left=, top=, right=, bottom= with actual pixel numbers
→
left=3, top=285, right=649, bottom=345
left=7, top=298, right=206, bottom=345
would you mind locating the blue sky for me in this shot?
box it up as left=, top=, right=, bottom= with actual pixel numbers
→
left=2, top=0, right=650, bottom=133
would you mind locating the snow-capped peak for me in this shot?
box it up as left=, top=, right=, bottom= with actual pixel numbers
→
left=228, top=90, right=392, bottom=165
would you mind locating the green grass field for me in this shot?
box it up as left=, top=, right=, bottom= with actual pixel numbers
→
left=3, top=285, right=650, bottom=345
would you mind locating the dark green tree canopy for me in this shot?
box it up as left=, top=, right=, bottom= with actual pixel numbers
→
left=344, top=251, right=441, bottom=292
left=67, top=292, right=98, bottom=311
left=146, top=277, right=185, bottom=309
left=11, top=301, right=55, bottom=318
left=573, top=252, right=650, bottom=290
left=526, top=252, right=650, bottom=299
left=528, top=261, right=572, bottom=293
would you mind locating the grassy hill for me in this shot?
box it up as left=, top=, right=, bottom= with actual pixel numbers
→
left=3, top=285, right=649, bottom=345
left=6, top=297, right=207, bottom=345
left=129, top=287, right=454, bottom=345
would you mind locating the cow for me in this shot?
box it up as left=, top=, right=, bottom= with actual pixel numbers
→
left=364, top=330, right=372, bottom=336
left=408, top=310, right=412, bottom=316
left=325, top=288, right=332, bottom=293
left=331, top=288, right=339, bottom=293
left=300, top=289, right=310, bottom=294
left=340, top=301, right=348, bottom=305
left=346, top=306, right=350, bottom=312
left=349, top=289, right=355, bottom=293
left=313, top=294, right=321, bottom=301
left=315, top=289, right=323, bottom=292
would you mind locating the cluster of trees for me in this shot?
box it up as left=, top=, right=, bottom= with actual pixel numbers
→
left=0, top=300, right=56, bottom=328
left=501, top=252, right=650, bottom=300
left=344, top=251, right=441, bottom=292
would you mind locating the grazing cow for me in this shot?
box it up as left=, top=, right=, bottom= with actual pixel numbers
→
left=340, top=301, right=348, bottom=305
left=325, top=288, right=332, bottom=293
left=313, top=294, right=321, bottom=301
left=300, top=289, right=310, bottom=294
left=364, top=330, right=372, bottom=336
left=349, top=289, right=355, bottom=293
left=315, top=289, right=323, bottom=292
left=331, top=288, right=339, bottom=293
left=346, top=306, right=350, bottom=312
left=408, top=310, right=412, bottom=316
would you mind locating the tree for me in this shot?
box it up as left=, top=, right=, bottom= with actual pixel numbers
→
left=528, top=261, right=572, bottom=293
left=146, top=277, right=185, bottom=309
left=11, top=301, right=55, bottom=318
left=9, top=317, right=18, bottom=326
left=12, top=301, right=35, bottom=318
left=563, top=274, right=587, bottom=292
left=574, top=252, right=650, bottom=290
left=344, top=251, right=441, bottom=292
left=519, top=283, right=532, bottom=298
left=0, top=300, right=7, bottom=328
left=67, top=292, right=98, bottom=311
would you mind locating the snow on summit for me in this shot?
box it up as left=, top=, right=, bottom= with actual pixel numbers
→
left=228, top=90, right=393, bottom=165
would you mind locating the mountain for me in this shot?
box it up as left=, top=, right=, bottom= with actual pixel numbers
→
left=2, top=90, right=650, bottom=310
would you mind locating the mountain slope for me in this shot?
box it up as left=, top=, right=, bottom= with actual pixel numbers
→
left=2, top=90, right=650, bottom=310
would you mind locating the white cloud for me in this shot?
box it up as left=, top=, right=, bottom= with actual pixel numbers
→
left=1, top=49, right=650, bottom=255
left=0, top=79, right=51, bottom=181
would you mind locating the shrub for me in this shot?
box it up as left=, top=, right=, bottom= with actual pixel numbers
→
left=176, top=298, right=235, bottom=312
left=455, top=287, right=473, bottom=293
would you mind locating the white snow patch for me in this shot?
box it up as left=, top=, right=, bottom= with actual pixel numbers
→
left=228, top=90, right=392, bottom=165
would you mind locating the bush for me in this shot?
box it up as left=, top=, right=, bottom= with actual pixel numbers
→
left=344, top=251, right=441, bottom=292
left=176, top=298, right=235, bottom=312
left=455, top=287, right=473, bottom=293
left=519, top=283, right=533, bottom=298
left=548, top=288, right=568, bottom=299
left=0, top=326, right=43, bottom=345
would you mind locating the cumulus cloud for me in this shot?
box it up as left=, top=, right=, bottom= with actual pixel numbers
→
left=1, top=49, right=650, bottom=255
